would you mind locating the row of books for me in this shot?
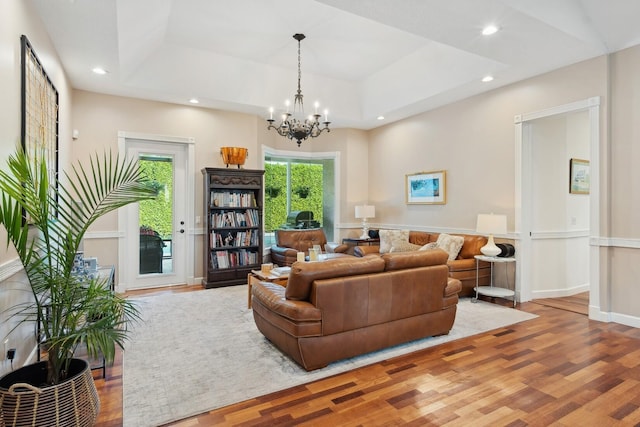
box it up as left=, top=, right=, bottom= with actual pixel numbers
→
left=210, top=191, right=256, bottom=208
left=209, top=230, right=259, bottom=248
left=210, top=209, right=259, bottom=228
left=210, top=249, right=258, bottom=269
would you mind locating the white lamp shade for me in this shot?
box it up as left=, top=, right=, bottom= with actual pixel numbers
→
left=355, top=205, right=375, bottom=219
left=476, top=214, right=507, bottom=235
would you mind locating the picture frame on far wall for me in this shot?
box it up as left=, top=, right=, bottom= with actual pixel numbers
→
left=406, top=170, right=446, bottom=204
left=569, top=158, right=590, bottom=194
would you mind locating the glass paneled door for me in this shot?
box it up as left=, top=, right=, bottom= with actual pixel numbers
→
left=138, top=155, right=174, bottom=275
left=124, top=139, right=188, bottom=289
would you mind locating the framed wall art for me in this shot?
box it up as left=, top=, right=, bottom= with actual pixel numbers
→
left=406, top=170, right=446, bottom=204
left=21, top=34, right=59, bottom=195
left=569, top=158, right=589, bottom=194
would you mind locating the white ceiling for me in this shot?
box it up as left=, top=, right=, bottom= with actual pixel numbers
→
left=30, top=0, right=640, bottom=129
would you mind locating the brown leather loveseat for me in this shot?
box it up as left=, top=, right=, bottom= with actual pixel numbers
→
left=270, top=228, right=349, bottom=266
left=251, top=250, right=461, bottom=370
left=354, top=231, right=491, bottom=297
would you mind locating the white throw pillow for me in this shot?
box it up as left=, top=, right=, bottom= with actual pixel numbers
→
left=390, top=241, right=421, bottom=253
left=379, top=229, right=410, bottom=254
left=418, top=242, right=438, bottom=251
left=435, top=233, right=464, bottom=261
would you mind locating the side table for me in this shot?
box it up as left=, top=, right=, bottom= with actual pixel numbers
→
left=472, top=255, right=516, bottom=307
left=342, top=237, right=380, bottom=246
left=247, top=270, right=288, bottom=309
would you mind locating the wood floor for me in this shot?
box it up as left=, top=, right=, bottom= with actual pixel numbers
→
left=532, top=292, right=589, bottom=315
left=94, top=290, right=640, bottom=426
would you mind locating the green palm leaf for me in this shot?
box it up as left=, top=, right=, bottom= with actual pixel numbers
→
left=0, top=145, right=157, bottom=384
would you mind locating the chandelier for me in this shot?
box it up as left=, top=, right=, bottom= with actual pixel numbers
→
left=267, top=33, right=330, bottom=147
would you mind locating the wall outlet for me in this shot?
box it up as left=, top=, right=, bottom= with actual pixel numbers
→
left=7, top=348, right=16, bottom=360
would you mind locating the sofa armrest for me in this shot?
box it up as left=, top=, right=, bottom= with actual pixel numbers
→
left=325, top=242, right=349, bottom=253
left=353, top=245, right=381, bottom=257
left=444, top=277, right=462, bottom=297
left=270, top=245, right=299, bottom=258
left=252, top=281, right=321, bottom=322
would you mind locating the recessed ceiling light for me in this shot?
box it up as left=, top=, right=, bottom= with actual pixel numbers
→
left=189, top=98, right=199, bottom=104
left=482, top=25, right=499, bottom=36
left=377, top=116, right=385, bottom=121
left=92, top=67, right=108, bottom=75
left=482, top=75, right=494, bottom=83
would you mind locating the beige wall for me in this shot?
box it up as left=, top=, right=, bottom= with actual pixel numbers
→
left=608, top=44, right=640, bottom=318
left=368, top=56, right=607, bottom=232
left=0, top=0, right=73, bottom=375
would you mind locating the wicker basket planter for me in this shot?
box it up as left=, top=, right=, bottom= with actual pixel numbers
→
left=0, top=359, right=99, bottom=427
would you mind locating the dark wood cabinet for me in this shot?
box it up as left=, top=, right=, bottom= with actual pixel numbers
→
left=202, top=167, right=264, bottom=288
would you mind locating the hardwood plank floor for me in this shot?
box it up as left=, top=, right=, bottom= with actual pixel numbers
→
left=94, top=290, right=640, bottom=426
left=532, top=292, right=589, bottom=315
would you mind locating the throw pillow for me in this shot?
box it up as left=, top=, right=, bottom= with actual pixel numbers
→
left=435, top=233, right=464, bottom=261
left=389, top=241, right=421, bottom=253
left=418, top=242, right=438, bottom=251
left=379, top=229, right=410, bottom=254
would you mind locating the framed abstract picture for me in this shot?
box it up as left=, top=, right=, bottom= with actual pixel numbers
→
left=569, top=158, right=589, bottom=194
left=406, top=170, right=446, bottom=204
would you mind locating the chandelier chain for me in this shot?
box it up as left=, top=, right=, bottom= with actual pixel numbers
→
left=295, top=35, right=303, bottom=110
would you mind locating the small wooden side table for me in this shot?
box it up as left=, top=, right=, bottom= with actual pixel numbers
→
left=247, top=270, right=288, bottom=309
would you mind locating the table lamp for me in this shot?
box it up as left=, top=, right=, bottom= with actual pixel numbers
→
left=355, top=205, right=375, bottom=239
left=476, top=213, right=507, bottom=257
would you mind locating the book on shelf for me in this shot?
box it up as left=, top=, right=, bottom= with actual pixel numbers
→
left=210, top=191, right=257, bottom=208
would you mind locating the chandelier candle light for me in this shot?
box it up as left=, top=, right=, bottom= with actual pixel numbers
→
left=355, top=205, right=376, bottom=239
left=267, top=33, right=331, bottom=146
left=476, top=213, right=507, bottom=257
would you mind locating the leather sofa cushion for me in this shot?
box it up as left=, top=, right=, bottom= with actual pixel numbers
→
left=458, top=235, right=488, bottom=259
left=382, top=249, right=449, bottom=271
left=408, top=231, right=437, bottom=246
left=285, top=255, right=386, bottom=301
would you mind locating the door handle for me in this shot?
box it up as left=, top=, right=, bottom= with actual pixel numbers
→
left=179, top=229, right=185, bottom=234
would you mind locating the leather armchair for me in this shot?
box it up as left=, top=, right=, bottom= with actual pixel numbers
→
left=270, top=228, right=348, bottom=266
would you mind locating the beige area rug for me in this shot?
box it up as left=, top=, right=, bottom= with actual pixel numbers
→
left=122, top=285, right=537, bottom=427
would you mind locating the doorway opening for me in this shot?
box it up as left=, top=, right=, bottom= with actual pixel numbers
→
left=515, top=97, right=600, bottom=320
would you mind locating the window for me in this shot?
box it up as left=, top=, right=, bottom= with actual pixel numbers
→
left=263, top=152, right=337, bottom=249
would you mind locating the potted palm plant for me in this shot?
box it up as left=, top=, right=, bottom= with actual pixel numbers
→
left=0, top=146, right=157, bottom=426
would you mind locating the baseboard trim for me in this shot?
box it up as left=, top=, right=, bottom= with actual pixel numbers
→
left=531, top=284, right=589, bottom=299
left=589, top=306, right=640, bottom=328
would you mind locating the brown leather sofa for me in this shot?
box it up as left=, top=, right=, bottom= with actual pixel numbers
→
left=251, top=250, right=461, bottom=371
left=353, top=231, right=490, bottom=297
left=270, top=228, right=349, bottom=266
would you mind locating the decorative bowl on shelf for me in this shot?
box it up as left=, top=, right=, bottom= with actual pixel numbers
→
left=220, top=147, right=248, bottom=168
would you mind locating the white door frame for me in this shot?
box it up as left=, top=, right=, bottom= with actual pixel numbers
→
left=117, top=131, right=196, bottom=292
left=514, top=97, right=601, bottom=320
